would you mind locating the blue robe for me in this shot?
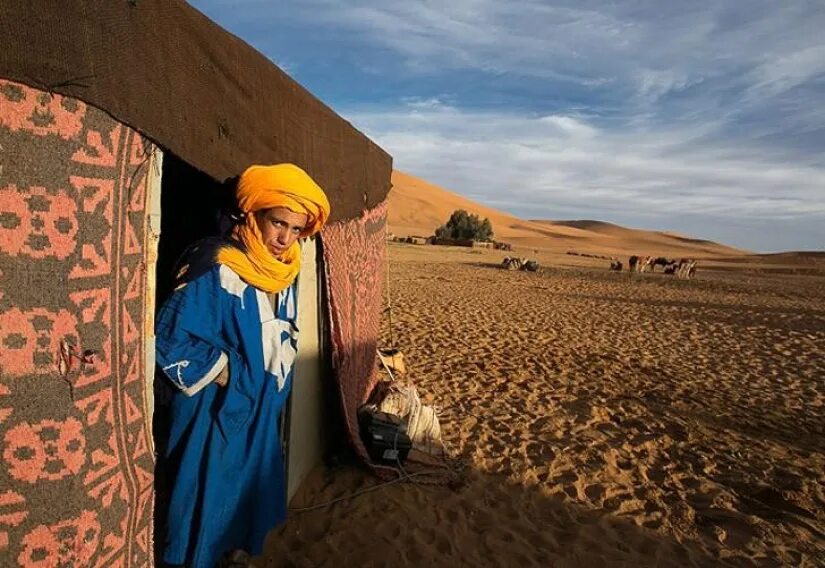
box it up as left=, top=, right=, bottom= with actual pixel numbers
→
left=155, top=251, right=298, bottom=568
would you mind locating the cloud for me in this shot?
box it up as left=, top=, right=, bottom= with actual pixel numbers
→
left=345, top=104, right=825, bottom=249
left=538, top=115, right=597, bottom=138
left=636, top=70, right=703, bottom=102
left=747, top=44, right=825, bottom=100
left=276, top=2, right=824, bottom=97
left=402, top=96, right=452, bottom=109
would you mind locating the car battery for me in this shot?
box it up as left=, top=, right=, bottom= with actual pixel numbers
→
left=358, top=410, right=412, bottom=466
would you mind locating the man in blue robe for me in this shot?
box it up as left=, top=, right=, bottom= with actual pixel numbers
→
left=155, top=164, right=330, bottom=567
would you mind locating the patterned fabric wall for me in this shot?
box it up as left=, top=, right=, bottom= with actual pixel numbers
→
left=0, top=80, right=155, bottom=567
left=321, top=201, right=396, bottom=475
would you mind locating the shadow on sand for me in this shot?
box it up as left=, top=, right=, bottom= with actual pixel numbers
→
left=259, top=460, right=748, bottom=567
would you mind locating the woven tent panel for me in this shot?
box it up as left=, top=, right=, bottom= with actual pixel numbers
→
left=0, top=0, right=392, bottom=223
left=0, top=80, right=154, bottom=567
left=321, top=201, right=389, bottom=467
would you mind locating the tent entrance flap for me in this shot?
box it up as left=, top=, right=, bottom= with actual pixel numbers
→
left=287, top=237, right=327, bottom=501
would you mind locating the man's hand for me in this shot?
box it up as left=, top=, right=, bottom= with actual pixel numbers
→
left=215, top=364, right=229, bottom=387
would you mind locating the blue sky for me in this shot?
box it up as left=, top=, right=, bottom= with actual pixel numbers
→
left=191, top=1, right=825, bottom=252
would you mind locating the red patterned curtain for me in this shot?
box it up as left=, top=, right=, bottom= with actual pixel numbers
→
left=0, top=80, right=155, bottom=567
left=321, top=201, right=391, bottom=472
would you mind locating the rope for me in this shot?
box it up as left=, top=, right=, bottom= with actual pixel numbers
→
left=377, top=348, right=397, bottom=383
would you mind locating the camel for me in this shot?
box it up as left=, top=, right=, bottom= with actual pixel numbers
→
left=523, top=260, right=540, bottom=272
left=628, top=255, right=653, bottom=273
left=502, top=257, right=539, bottom=272
left=677, top=259, right=697, bottom=279
left=619, top=252, right=700, bottom=279
left=661, top=258, right=697, bottom=279
left=649, top=257, right=671, bottom=272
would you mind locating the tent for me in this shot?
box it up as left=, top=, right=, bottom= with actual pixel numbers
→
left=0, top=2, right=392, bottom=566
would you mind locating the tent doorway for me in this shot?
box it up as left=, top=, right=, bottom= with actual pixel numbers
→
left=147, top=152, right=330, bottom=561
left=150, top=151, right=231, bottom=563
left=155, top=152, right=231, bottom=308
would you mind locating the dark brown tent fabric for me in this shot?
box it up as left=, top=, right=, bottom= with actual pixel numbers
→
left=0, top=0, right=392, bottom=222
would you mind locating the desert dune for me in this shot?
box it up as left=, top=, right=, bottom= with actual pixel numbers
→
left=388, top=170, right=746, bottom=259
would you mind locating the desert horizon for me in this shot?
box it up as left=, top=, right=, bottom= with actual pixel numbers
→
left=389, top=169, right=824, bottom=261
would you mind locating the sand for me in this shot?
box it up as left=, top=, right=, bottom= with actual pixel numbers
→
left=261, top=243, right=825, bottom=567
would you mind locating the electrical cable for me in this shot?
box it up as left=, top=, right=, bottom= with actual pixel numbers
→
left=287, top=470, right=443, bottom=513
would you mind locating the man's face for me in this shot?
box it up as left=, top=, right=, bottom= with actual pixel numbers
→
left=255, top=206, right=308, bottom=258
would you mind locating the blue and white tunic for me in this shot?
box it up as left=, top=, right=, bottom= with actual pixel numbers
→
left=155, top=241, right=299, bottom=568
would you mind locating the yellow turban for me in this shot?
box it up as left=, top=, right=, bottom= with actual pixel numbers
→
left=217, top=163, right=331, bottom=293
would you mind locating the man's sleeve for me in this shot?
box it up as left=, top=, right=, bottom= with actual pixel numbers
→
left=155, top=268, right=228, bottom=396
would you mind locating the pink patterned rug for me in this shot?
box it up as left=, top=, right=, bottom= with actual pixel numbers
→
left=0, top=79, right=155, bottom=567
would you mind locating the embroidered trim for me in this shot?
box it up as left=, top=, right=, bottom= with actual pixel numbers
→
left=170, top=352, right=229, bottom=397
left=162, top=360, right=190, bottom=389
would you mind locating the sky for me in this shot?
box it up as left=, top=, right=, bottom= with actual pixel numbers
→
left=190, top=0, right=825, bottom=252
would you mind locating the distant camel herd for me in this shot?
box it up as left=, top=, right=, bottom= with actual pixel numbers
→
left=499, top=253, right=696, bottom=279
left=610, top=255, right=697, bottom=279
